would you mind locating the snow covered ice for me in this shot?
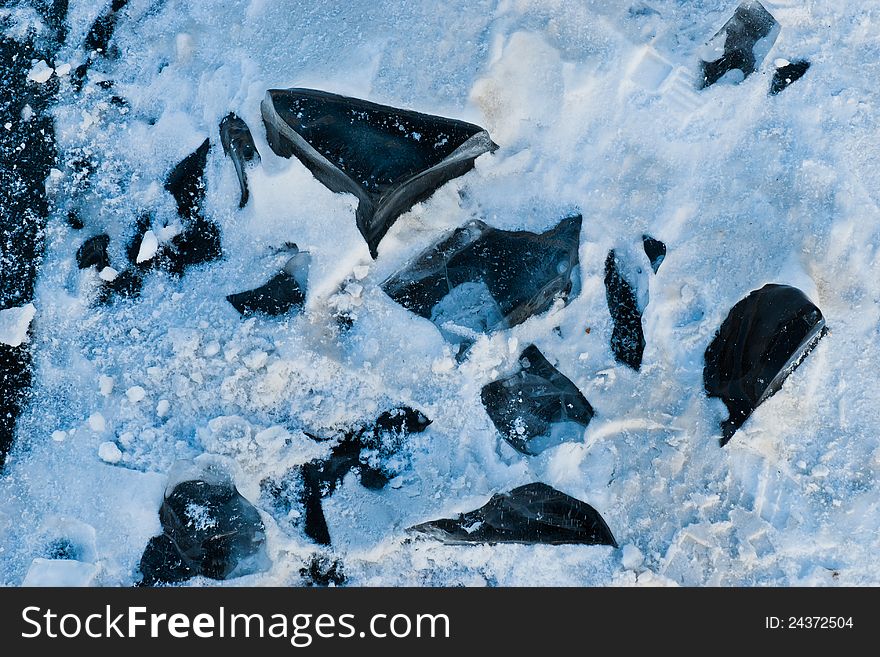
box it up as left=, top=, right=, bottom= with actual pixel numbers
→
left=2, top=0, right=880, bottom=588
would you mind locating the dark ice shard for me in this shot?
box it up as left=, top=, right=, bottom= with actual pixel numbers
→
left=98, top=269, right=142, bottom=303
left=410, top=482, right=617, bottom=547
left=642, top=234, right=666, bottom=274
left=300, top=407, right=431, bottom=545
left=83, top=0, right=129, bottom=56
left=227, top=272, right=304, bottom=316
left=220, top=113, right=260, bottom=208
left=139, top=478, right=268, bottom=586
left=605, top=250, right=645, bottom=371
left=161, top=140, right=223, bottom=274
left=261, top=88, right=497, bottom=257
left=481, top=344, right=594, bottom=455
left=769, top=60, right=810, bottom=95
left=66, top=210, right=85, bottom=230
left=698, top=1, right=779, bottom=89
left=704, top=284, right=826, bottom=445
left=162, top=217, right=222, bottom=276
left=1, top=20, right=61, bottom=468
left=0, top=343, right=31, bottom=468
left=226, top=248, right=309, bottom=317
left=382, top=215, right=582, bottom=347
left=165, top=139, right=210, bottom=222
left=76, top=234, right=110, bottom=271
left=138, top=534, right=194, bottom=586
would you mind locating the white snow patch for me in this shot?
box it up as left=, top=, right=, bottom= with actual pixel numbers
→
left=125, top=386, right=146, bottom=403
left=0, top=303, right=35, bottom=347
left=98, top=442, right=123, bottom=464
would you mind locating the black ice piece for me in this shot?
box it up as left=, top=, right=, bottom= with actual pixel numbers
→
left=481, top=345, right=594, bottom=455
left=704, top=283, right=827, bottom=445
left=769, top=60, right=810, bottom=96
left=220, top=113, right=260, bottom=208
left=699, top=1, right=779, bottom=89
left=409, top=482, right=617, bottom=547
left=261, top=88, right=497, bottom=257
left=605, top=250, right=645, bottom=371
left=139, top=479, right=268, bottom=585
left=382, top=215, right=582, bottom=347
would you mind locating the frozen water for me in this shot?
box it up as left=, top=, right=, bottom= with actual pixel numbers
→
left=298, top=407, right=431, bottom=545
left=698, top=1, right=779, bottom=89
left=262, top=88, right=497, bottom=257
left=410, top=482, right=617, bottom=547
left=770, top=60, right=810, bottom=96
left=2, top=0, right=880, bottom=588
left=139, top=474, right=268, bottom=586
left=481, top=344, right=594, bottom=455
left=704, top=284, right=827, bottom=445
left=219, top=112, right=260, bottom=208
left=605, top=250, right=646, bottom=371
left=382, top=215, right=582, bottom=350
left=76, top=234, right=110, bottom=270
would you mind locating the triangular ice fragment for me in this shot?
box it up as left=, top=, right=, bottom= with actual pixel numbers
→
left=769, top=60, right=810, bottom=96
left=698, top=1, right=779, bottom=89
left=409, top=482, right=617, bottom=547
left=261, top=88, right=497, bottom=257
left=227, top=272, right=304, bottom=317
left=642, top=234, right=666, bottom=274
left=481, top=345, right=594, bottom=455
left=226, top=248, right=310, bottom=317
left=165, top=139, right=210, bottom=222
left=704, top=283, right=827, bottom=445
left=382, top=215, right=582, bottom=347
left=220, top=113, right=260, bottom=208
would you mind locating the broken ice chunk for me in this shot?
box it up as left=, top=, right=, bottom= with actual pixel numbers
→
left=605, top=250, right=645, bottom=371
left=261, top=88, right=497, bottom=257
left=698, top=1, right=780, bottom=89
left=139, top=474, right=268, bottom=585
left=138, top=534, right=193, bottom=586
left=165, top=139, right=210, bottom=222
left=769, top=59, right=810, bottom=95
left=298, top=407, right=431, bottom=545
left=26, top=60, right=53, bottom=84
left=481, top=344, right=594, bottom=455
left=704, top=283, right=827, bottom=445
left=227, top=246, right=310, bottom=317
left=158, top=142, right=223, bottom=275
left=76, top=233, right=110, bottom=270
left=227, top=272, right=304, bottom=317
left=409, top=482, right=617, bottom=547
left=98, top=441, right=122, bottom=463
left=22, top=558, right=98, bottom=586
left=642, top=234, right=666, bottom=274
left=382, top=215, right=582, bottom=347
left=219, top=113, right=260, bottom=208
left=162, top=217, right=222, bottom=276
